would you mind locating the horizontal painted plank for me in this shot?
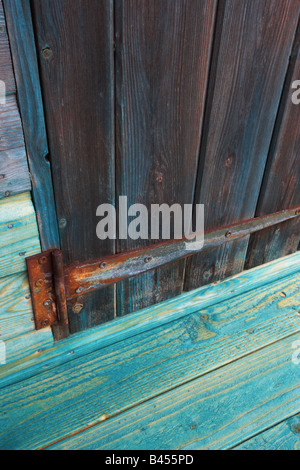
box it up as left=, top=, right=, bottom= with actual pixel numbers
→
left=0, top=147, right=30, bottom=198
left=1, top=251, right=300, bottom=389
left=234, top=414, right=300, bottom=450
left=4, top=327, right=53, bottom=365
left=47, top=334, right=300, bottom=450
left=0, top=94, right=24, bottom=151
left=0, top=271, right=35, bottom=341
left=0, top=271, right=299, bottom=449
left=0, top=192, right=41, bottom=278
left=0, top=1, right=15, bottom=94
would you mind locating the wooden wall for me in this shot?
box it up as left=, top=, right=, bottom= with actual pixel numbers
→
left=1, top=0, right=299, bottom=336
left=28, top=0, right=300, bottom=333
left=0, top=0, right=53, bottom=362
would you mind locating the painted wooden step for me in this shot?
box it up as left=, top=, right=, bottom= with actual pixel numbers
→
left=1, top=252, right=300, bottom=389
left=0, top=266, right=299, bottom=449
left=0, top=192, right=40, bottom=278
left=234, top=414, right=300, bottom=450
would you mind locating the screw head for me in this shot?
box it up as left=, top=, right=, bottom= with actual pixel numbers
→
left=72, top=303, right=84, bottom=314
left=59, top=218, right=67, bottom=228
left=41, top=319, right=50, bottom=327
left=43, top=299, right=52, bottom=307
left=35, top=279, right=44, bottom=288
left=76, top=287, right=83, bottom=294
left=144, top=256, right=152, bottom=263
left=39, top=256, right=48, bottom=265
left=295, top=209, right=300, bottom=216
left=42, top=46, right=53, bottom=59
left=225, top=230, right=232, bottom=238
left=99, top=261, right=108, bottom=269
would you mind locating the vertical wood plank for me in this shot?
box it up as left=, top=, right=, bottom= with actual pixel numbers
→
left=115, top=0, right=217, bottom=315
left=0, top=0, right=15, bottom=94
left=31, top=0, right=115, bottom=331
left=184, top=0, right=300, bottom=292
left=3, top=0, right=60, bottom=251
left=245, top=22, right=300, bottom=268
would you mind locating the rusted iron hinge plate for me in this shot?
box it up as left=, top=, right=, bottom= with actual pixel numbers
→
left=26, top=250, right=57, bottom=330
left=26, top=206, right=300, bottom=333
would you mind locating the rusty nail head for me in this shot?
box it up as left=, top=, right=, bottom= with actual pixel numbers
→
left=76, top=287, right=83, bottom=294
left=99, top=261, right=108, bottom=269
left=41, top=319, right=49, bottom=327
left=42, top=47, right=53, bottom=59
left=145, top=256, right=152, bottom=263
left=43, top=299, right=52, bottom=307
left=39, top=256, right=48, bottom=265
left=35, top=279, right=44, bottom=288
left=225, top=230, right=232, bottom=238
left=72, top=303, right=84, bottom=314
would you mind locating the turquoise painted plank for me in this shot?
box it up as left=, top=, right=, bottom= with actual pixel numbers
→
left=4, top=328, right=53, bottom=365
left=0, top=272, right=299, bottom=449
left=0, top=192, right=41, bottom=278
left=1, top=251, right=300, bottom=389
left=0, top=271, right=35, bottom=341
left=47, top=334, right=300, bottom=450
left=234, top=414, right=300, bottom=450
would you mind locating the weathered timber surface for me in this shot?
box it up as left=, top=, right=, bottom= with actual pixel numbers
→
left=1, top=251, right=299, bottom=391
left=0, top=147, right=30, bottom=198
left=234, top=414, right=300, bottom=450
left=0, top=94, right=24, bottom=152
left=184, top=0, right=300, bottom=291
left=0, top=266, right=299, bottom=449
left=0, top=1, right=15, bottom=94
left=3, top=0, right=60, bottom=250
left=31, top=0, right=115, bottom=331
left=115, top=0, right=217, bottom=315
left=0, top=192, right=40, bottom=279
left=245, top=22, right=300, bottom=268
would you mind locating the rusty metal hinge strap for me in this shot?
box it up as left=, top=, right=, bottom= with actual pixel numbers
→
left=26, top=206, right=300, bottom=332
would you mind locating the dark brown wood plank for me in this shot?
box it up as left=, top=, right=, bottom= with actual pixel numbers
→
left=0, top=147, right=30, bottom=198
left=184, top=0, right=300, bottom=292
left=115, top=0, right=217, bottom=316
left=245, top=22, right=300, bottom=269
left=3, top=0, right=60, bottom=250
left=0, top=0, right=15, bottom=95
left=31, top=0, right=115, bottom=332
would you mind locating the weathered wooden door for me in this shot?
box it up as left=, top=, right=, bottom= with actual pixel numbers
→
left=4, top=0, right=300, bottom=335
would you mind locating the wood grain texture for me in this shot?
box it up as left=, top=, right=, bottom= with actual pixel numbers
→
left=46, top=334, right=300, bottom=450
left=0, top=192, right=41, bottom=278
left=0, top=271, right=35, bottom=341
left=115, top=0, right=216, bottom=316
left=0, top=94, right=25, bottom=152
left=0, top=147, right=30, bottom=198
left=1, top=251, right=299, bottom=390
left=3, top=0, right=60, bottom=250
left=184, top=0, right=300, bottom=292
left=4, top=327, right=53, bottom=365
left=234, top=414, right=300, bottom=450
left=0, top=270, right=299, bottom=449
left=31, top=0, right=115, bottom=331
left=0, top=0, right=15, bottom=94
left=245, top=23, right=300, bottom=268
